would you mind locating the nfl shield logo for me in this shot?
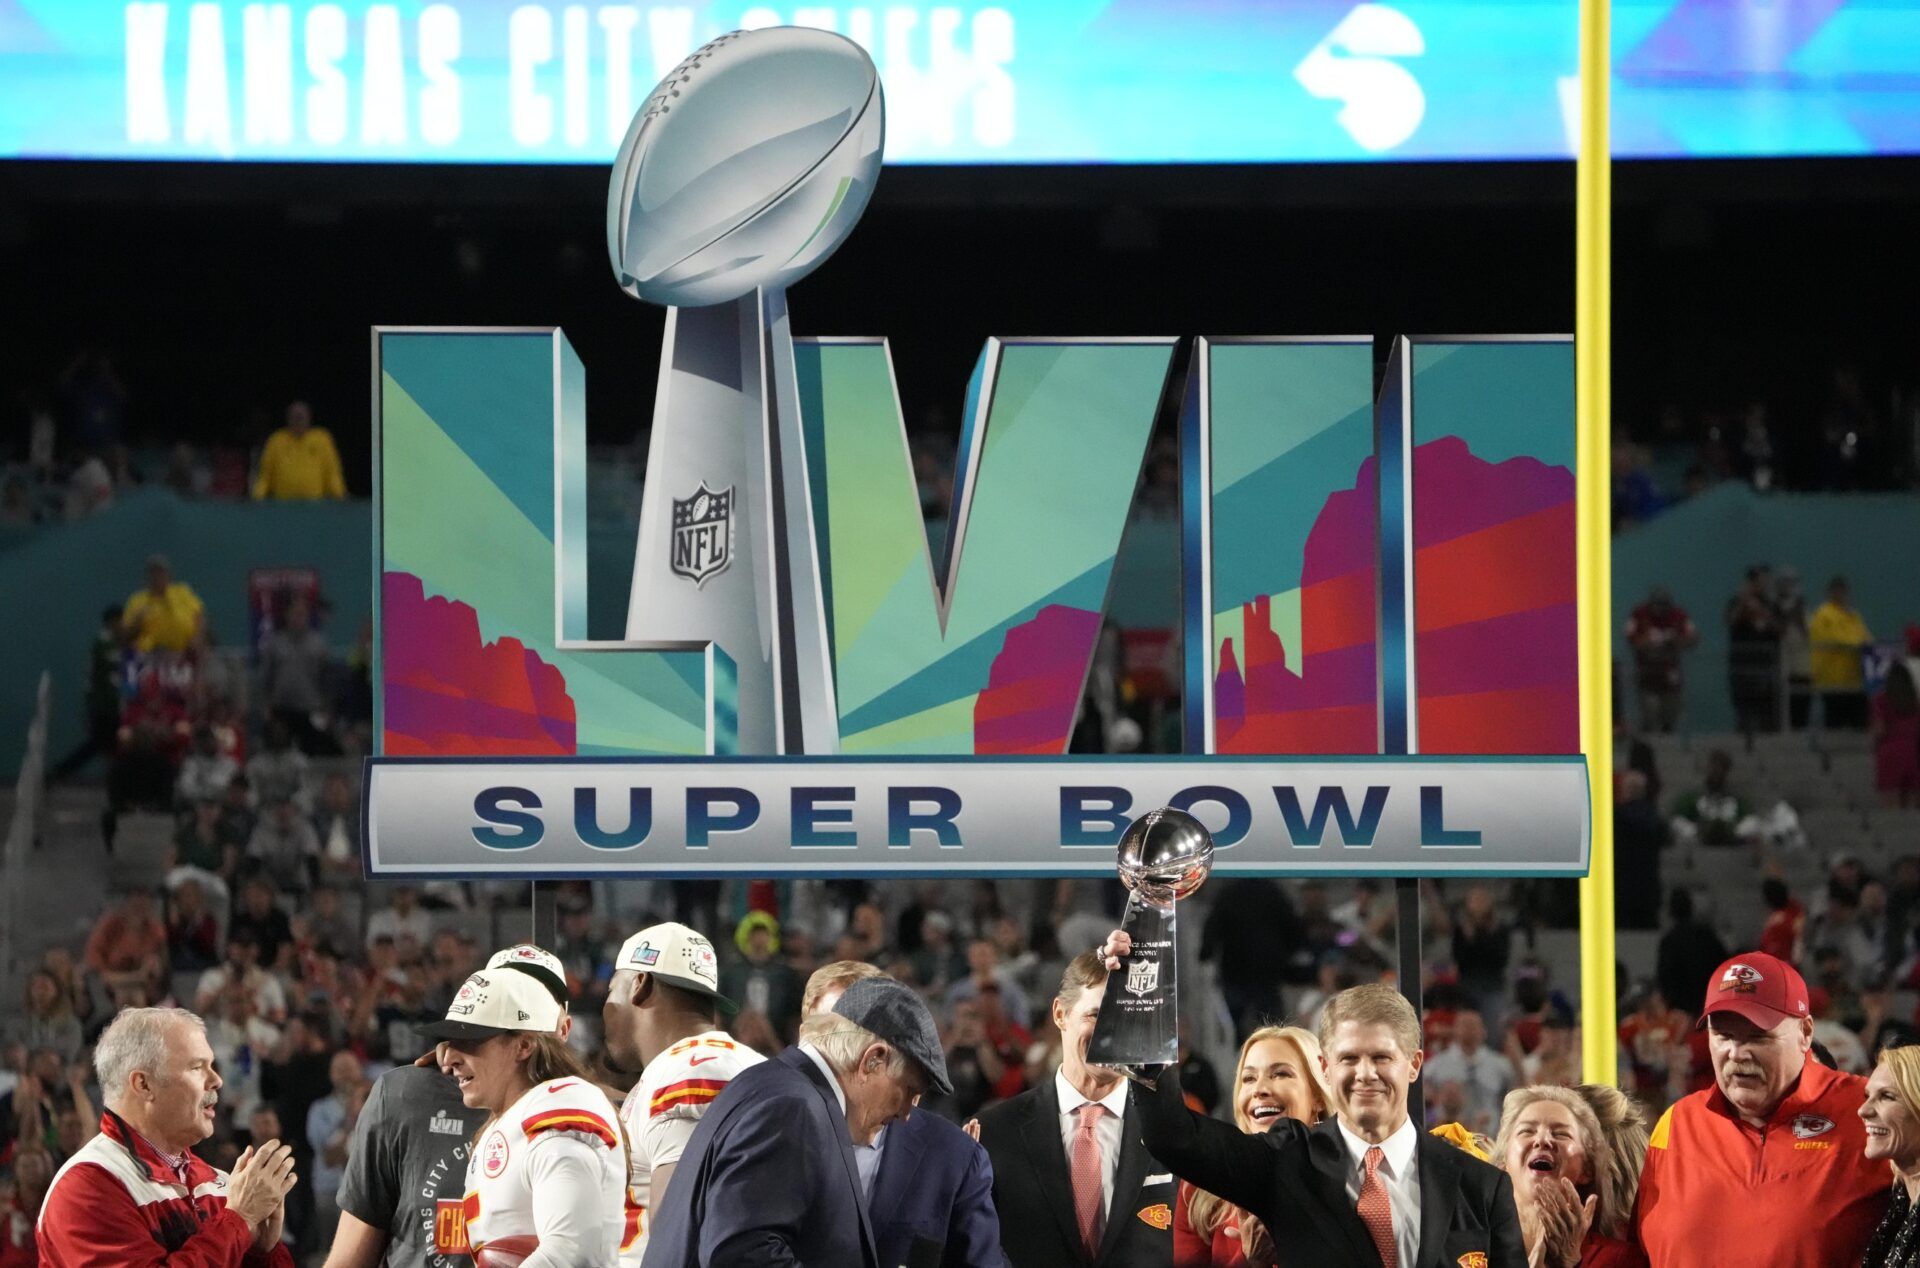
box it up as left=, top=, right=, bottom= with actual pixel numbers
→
left=671, top=483, right=733, bottom=587
left=1125, top=959, right=1159, bottom=998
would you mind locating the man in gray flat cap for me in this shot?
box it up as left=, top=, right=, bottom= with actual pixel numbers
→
left=642, top=976, right=953, bottom=1268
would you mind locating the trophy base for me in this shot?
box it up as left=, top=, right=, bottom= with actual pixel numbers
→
left=1086, top=893, right=1180, bottom=1073
left=1095, top=1062, right=1171, bottom=1090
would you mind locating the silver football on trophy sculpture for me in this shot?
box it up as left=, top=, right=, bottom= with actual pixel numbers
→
left=1116, top=807, right=1215, bottom=907
left=606, top=26, right=885, bottom=308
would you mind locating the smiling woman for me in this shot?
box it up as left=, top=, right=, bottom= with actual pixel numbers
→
left=1178, top=1026, right=1333, bottom=1267
left=1861, top=1046, right=1920, bottom=1268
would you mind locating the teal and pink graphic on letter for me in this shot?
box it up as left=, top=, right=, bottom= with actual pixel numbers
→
left=1410, top=339, right=1578, bottom=755
left=1201, top=339, right=1380, bottom=755
left=794, top=337, right=1173, bottom=754
left=376, top=330, right=729, bottom=759
left=377, top=329, right=1170, bottom=759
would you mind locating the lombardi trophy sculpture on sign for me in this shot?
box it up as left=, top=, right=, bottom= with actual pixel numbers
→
left=606, top=27, right=885, bottom=755
left=1088, top=807, right=1215, bottom=1084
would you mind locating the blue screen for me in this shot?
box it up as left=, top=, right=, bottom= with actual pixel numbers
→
left=3, top=1, right=1916, bottom=164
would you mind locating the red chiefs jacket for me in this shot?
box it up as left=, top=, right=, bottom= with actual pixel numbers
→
left=1634, top=1060, right=1888, bottom=1268
left=36, top=1111, right=294, bottom=1268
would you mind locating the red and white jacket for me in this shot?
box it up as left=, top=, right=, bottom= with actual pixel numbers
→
left=37, top=1111, right=295, bottom=1268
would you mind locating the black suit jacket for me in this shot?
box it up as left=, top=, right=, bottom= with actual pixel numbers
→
left=976, top=1076, right=1175, bottom=1268
left=641, top=1046, right=878, bottom=1268
left=1135, top=1067, right=1525, bottom=1268
left=869, top=1105, right=1002, bottom=1268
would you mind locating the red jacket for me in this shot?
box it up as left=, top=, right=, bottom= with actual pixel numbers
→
left=1, top=1202, right=36, bottom=1268
left=1172, top=1179, right=1248, bottom=1268
left=1634, top=1060, right=1887, bottom=1268
left=1582, top=1231, right=1648, bottom=1268
left=36, top=1112, right=294, bottom=1268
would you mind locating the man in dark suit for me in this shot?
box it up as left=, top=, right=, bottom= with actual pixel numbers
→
left=1105, top=931, right=1524, bottom=1268
left=642, top=976, right=953, bottom=1268
left=807, top=962, right=1002, bottom=1268
left=977, top=951, right=1176, bottom=1268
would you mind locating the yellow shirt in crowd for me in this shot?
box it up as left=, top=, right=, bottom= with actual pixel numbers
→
left=253, top=425, right=346, bottom=500
left=1808, top=600, right=1872, bottom=690
left=122, top=582, right=205, bottom=653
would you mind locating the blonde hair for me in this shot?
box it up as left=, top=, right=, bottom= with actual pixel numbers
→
left=1874, top=1046, right=1920, bottom=1180
left=1572, top=1082, right=1648, bottom=1236
left=1492, top=1085, right=1627, bottom=1241
left=799, top=1012, right=908, bottom=1081
left=475, top=1032, right=619, bottom=1170
left=523, top=1032, right=593, bottom=1085
left=1318, top=983, right=1421, bottom=1060
left=1188, top=1026, right=1333, bottom=1240
left=803, top=960, right=885, bottom=1016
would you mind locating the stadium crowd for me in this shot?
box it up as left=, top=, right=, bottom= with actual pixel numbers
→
left=2, top=381, right=1918, bottom=1265
left=6, top=690, right=1920, bottom=1265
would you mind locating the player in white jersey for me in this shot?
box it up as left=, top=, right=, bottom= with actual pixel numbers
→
left=602, top=921, right=765, bottom=1265
left=421, top=967, right=630, bottom=1268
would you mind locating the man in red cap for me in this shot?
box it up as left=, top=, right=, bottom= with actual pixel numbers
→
left=1634, top=951, right=1888, bottom=1267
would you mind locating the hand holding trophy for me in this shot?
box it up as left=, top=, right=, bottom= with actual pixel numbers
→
left=1087, top=807, right=1215, bottom=1084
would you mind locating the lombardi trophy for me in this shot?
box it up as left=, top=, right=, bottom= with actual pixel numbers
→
left=1087, top=807, right=1215, bottom=1084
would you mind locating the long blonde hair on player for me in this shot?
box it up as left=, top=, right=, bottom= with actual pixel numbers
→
left=523, top=1032, right=595, bottom=1085
left=470, top=1033, right=601, bottom=1137
left=470, top=1032, right=634, bottom=1191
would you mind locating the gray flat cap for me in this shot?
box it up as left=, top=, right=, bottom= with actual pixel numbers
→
left=831, top=976, right=953, bottom=1096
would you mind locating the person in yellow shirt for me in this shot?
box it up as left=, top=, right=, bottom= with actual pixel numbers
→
left=253, top=400, right=346, bottom=500
left=121, top=554, right=205, bottom=654
left=1809, top=575, right=1873, bottom=729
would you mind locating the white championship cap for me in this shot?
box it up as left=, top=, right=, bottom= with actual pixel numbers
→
left=421, top=969, right=564, bottom=1042
left=485, top=943, right=570, bottom=1008
left=616, top=922, right=736, bottom=1012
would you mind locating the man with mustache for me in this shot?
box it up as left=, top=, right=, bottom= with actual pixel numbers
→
left=1635, top=951, right=1888, bottom=1267
left=36, top=1006, right=298, bottom=1267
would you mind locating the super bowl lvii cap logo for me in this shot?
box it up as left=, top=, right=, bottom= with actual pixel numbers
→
left=364, top=24, right=1596, bottom=882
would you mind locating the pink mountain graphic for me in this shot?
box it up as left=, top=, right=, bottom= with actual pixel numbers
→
left=1411, top=435, right=1577, bottom=754
left=381, top=572, right=576, bottom=756
left=1216, top=464, right=1378, bottom=753
left=973, top=604, right=1103, bottom=754
left=1215, top=436, right=1577, bottom=755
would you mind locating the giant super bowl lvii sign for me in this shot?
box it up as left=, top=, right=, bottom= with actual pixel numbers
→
left=365, top=27, right=1591, bottom=879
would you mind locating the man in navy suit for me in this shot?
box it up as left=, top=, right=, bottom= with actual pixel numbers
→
left=807, top=962, right=1002, bottom=1268
left=642, top=976, right=953, bottom=1268
left=976, top=951, right=1177, bottom=1268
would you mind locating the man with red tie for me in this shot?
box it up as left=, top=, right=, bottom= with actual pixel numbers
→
left=1107, top=931, right=1525, bottom=1268
left=976, top=951, right=1175, bottom=1268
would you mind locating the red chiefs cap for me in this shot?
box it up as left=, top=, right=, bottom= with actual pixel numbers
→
left=1696, top=951, right=1811, bottom=1030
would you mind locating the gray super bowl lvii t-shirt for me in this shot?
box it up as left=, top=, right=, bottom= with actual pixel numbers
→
left=336, top=1064, right=488, bottom=1268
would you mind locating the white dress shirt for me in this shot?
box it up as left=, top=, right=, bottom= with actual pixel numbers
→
left=855, top=1124, right=888, bottom=1206
left=1055, top=1069, right=1129, bottom=1218
left=1336, top=1114, right=1422, bottom=1268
